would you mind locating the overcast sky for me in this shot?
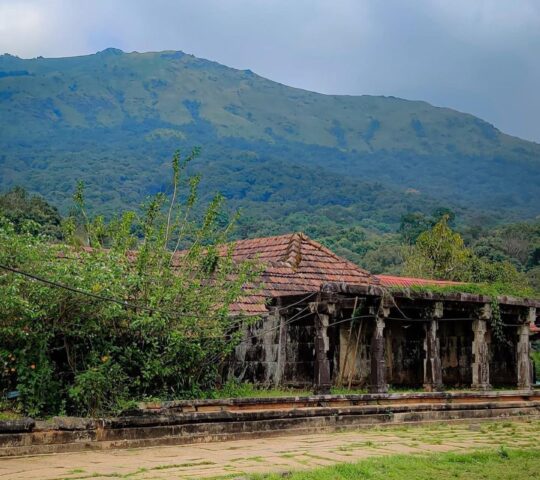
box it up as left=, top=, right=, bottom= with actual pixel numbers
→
left=1, top=0, right=539, bottom=143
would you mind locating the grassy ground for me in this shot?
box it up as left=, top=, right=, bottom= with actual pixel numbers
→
left=3, top=418, right=539, bottom=479
left=209, top=383, right=530, bottom=399
left=247, top=448, right=540, bottom=480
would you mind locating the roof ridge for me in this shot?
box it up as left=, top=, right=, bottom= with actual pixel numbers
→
left=232, top=232, right=295, bottom=245
left=299, top=234, right=377, bottom=280
left=283, top=232, right=304, bottom=269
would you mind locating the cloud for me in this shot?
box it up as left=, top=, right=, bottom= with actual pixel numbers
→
left=0, top=0, right=538, bottom=142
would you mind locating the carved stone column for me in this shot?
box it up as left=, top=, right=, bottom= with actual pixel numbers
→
left=274, top=310, right=287, bottom=386
left=471, top=304, right=491, bottom=390
left=313, top=307, right=332, bottom=395
left=369, top=305, right=390, bottom=393
left=516, top=307, right=535, bottom=390
left=423, top=302, right=443, bottom=392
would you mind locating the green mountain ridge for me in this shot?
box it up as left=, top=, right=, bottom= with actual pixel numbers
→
left=0, top=49, right=539, bottom=239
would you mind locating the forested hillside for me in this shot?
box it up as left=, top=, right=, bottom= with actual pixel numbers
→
left=1, top=48, right=539, bottom=235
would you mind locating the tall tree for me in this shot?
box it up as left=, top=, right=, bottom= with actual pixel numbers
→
left=404, top=215, right=470, bottom=280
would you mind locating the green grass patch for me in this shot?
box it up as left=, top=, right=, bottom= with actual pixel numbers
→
left=246, top=448, right=540, bottom=479
left=395, top=281, right=538, bottom=300
left=0, top=410, right=22, bottom=421
left=209, top=382, right=312, bottom=399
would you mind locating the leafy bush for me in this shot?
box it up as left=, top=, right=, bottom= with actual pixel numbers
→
left=0, top=150, right=261, bottom=417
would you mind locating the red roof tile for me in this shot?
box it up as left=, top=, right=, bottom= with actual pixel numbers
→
left=227, top=233, right=379, bottom=314
left=375, top=275, right=463, bottom=289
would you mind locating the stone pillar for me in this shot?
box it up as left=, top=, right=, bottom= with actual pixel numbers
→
left=369, top=306, right=390, bottom=393
left=471, top=304, right=491, bottom=390
left=314, top=311, right=331, bottom=395
left=274, top=311, right=288, bottom=386
left=516, top=307, right=535, bottom=390
left=423, top=302, right=443, bottom=392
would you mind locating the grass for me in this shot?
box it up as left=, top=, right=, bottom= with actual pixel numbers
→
left=167, top=383, right=530, bottom=403
left=0, top=410, right=21, bottom=421
left=246, top=448, right=540, bottom=479
left=209, top=383, right=312, bottom=399
left=398, top=281, right=538, bottom=300
left=331, top=387, right=368, bottom=395
left=208, top=382, right=371, bottom=398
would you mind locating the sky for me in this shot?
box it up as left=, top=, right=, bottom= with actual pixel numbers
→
left=1, top=0, right=539, bottom=143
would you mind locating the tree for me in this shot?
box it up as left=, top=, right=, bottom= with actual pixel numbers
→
left=398, top=212, right=431, bottom=245
left=403, top=215, right=533, bottom=294
left=0, top=149, right=261, bottom=417
left=0, top=186, right=63, bottom=238
left=404, top=215, right=470, bottom=280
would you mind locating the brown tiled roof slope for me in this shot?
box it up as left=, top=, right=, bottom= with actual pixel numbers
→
left=375, top=275, right=463, bottom=288
left=231, top=233, right=379, bottom=314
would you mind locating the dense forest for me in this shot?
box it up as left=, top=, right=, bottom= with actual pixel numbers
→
left=1, top=49, right=539, bottom=281
left=2, top=186, right=539, bottom=293
left=1, top=49, right=539, bottom=230
left=0, top=152, right=538, bottom=417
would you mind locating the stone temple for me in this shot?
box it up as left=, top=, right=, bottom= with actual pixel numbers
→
left=225, top=233, right=540, bottom=393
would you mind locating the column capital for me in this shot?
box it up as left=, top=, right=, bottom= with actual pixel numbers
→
left=424, top=302, right=443, bottom=319
left=520, top=307, right=537, bottom=325
left=478, top=303, right=492, bottom=321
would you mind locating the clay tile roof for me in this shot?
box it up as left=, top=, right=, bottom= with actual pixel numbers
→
left=229, top=233, right=380, bottom=315
left=375, top=275, right=463, bottom=289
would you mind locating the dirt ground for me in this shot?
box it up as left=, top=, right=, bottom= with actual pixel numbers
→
left=0, top=419, right=539, bottom=479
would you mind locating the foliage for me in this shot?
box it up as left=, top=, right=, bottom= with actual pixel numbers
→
left=403, top=281, right=537, bottom=301
left=250, top=448, right=540, bottom=480
left=531, top=343, right=540, bottom=382
left=0, top=150, right=261, bottom=417
left=470, top=220, right=540, bottom=291
left=0, top=186, right=63, bottom=239
left=207, top=380, right=312, bottom=399
left=399, top=208, right=455, bottom=245
left=403, top=216, right=535, bottom=297
left=1, top=48, right=540, bottom=257
left=403, top=215, right=471, bottom=281
left=489, top=300, right=505, bottom=344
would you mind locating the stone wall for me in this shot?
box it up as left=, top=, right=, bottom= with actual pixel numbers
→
left=283, top=313, right=315, bottom=386
left=386, top=321, right=424, bottom=387
left=490, top=326, right=518, bottom=386
left=230, top=310, right=317, bottom=387
left=439, top=320, right=474, bottom=386
left=229, top=314, right=280, bottom=385
left=0, top=391, right=538, bottom=457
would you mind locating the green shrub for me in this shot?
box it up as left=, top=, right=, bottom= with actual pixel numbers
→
left=0, top=150, right=261, bottom=417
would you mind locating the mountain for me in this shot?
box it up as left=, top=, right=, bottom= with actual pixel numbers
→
left=0, top=49, right=539, bottom=237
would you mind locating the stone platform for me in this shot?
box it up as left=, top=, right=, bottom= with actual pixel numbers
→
left=0, top=390, right=539, bottom=457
